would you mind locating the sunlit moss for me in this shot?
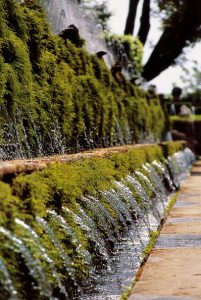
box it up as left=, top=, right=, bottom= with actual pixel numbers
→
left=0, top=0, right=167, bottom=157
left=0, top=142, right=185, bottom=298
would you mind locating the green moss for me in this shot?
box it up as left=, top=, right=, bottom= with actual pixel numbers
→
left=160, top=141, right=186, bottom=157
left=164, top=192, right=179, bottom=219
left=11, top=143, right=182, bottom=231
left=0, top=0, right=185, bottom=296
left=0, top=0, right=167, bottom=158
left=143, top=230, right=160, bottom=258
left=0, top=142, right=185, bottom=298
left=11, top=144, right=175, bottom=211
left=170, top=115, right=201, bottom=121
left=106, top=34, right=143, bottom=76
left=0, top=182, right=22, bottom=228
left=120, top=286, right=132, bottom=300
left=118, top=191, right=181, bottom=300
left=119, top=229, right=162, bottom=300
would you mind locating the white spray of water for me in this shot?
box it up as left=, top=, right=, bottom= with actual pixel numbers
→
left=40, top=0, right=109, bottom=55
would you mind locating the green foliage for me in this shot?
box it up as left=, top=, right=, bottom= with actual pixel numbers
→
left=164, top=191, right=179, bottom=219
left=0, top=182, right=22, bottom=228
left=0, top=142, right=184, bottom=298
left=0, top=1, right=186, bottom=297
left=0, top=0, right=167, bottom=158
left=106, top=34, right=143, bottom=76
left=119, top=228, right=160, bottom=300
left=1, top=0, right=28, bottom=40
left=10, top=143, right=180, bottom=231
left=120, top=286, right=132, bottom=300
left=170, top=115, right=201, bottom=122
left=143, top=230, right=160, bottom=258
left=118, top=192, right=180, bottom=300
left=160, top=141, right=186, bottom=157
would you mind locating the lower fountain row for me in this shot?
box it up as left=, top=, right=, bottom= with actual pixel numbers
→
left=0, top=148, right=195, bottom=300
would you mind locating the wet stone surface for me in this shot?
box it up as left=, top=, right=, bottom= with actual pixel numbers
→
left=156, top=234, right=201, bottom=248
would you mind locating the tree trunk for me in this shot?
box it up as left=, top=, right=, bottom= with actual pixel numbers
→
left=124, top=0, right=140, bottom=35
left=142, top=0, right=201, bottom=81
left=137, top=0, right=150, bottom=45
left=142, top=27, right=186, bottom=81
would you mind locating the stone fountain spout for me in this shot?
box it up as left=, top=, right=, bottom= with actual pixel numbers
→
left=59, top=24, right=84, bottom=47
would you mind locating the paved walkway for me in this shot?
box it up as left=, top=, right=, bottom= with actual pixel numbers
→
left=129, top=161, right=201, bottom=300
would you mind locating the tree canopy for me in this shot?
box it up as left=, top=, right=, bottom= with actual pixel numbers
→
left=125, top=0, right=201, bottom=81
left=80, top=0, right=201, bottom=81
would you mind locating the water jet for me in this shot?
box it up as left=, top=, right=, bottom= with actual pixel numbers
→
left=0, top=1, right=196, bottom=299
left=0, top=144, right=195, bottom=299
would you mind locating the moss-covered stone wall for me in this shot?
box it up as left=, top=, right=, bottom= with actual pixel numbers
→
left=0, top=141, right=187, bottom=299
left=0, top=0, right=167, bottom=160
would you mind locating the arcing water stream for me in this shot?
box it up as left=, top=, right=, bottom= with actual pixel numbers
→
left=39, top=0, right=137, bottom=79
left=0, top=2, right=196, bottom=299
left=77, top=149, right=195, bottom=300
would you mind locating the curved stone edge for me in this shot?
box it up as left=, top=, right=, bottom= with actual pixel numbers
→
left=0, top=143, right=180, bottom=179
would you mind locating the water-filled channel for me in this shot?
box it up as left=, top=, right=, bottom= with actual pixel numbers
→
left=77, top=150, right=194, bottom=300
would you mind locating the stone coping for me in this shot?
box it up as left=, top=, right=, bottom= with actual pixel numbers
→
left=0, top=143, right=157, bottom=179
